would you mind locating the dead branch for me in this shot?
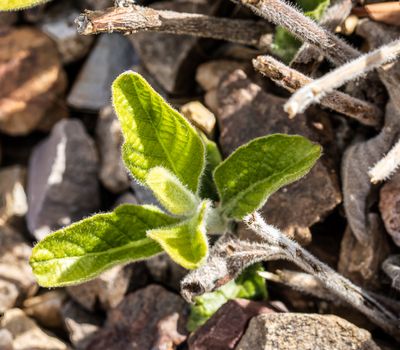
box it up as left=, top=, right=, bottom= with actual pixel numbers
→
left=230, top=0, right=359, bottom=65
left=75, top=4, right=273, bottom=49
left=253, top=55, right=382, bottom=127
left=369, top=137, right=400, bottom=183
left=284, top=39, right=400, bottom=117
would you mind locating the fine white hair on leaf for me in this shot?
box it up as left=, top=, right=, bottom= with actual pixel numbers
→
left=284, top=38, right=400, bottom=117
left=369, top=138, right=400, bottom=183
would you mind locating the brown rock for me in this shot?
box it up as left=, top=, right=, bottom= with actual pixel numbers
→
left=0, top=166, right=27, bottom=227
left=379, top=171, right=400, bottom=246
left=338, top=217, right=390, bottom=289
left=61, top=300, right=102, bottom=350
left=0, top=27, right=66, bottom=135
left=235, top=313, right=380, bottom=350
left=86, top=284, right=188, bottom=350
left=67, top=265, right=132, bottom=311
left=23, top=290, right=67, bottom=329
left=27, top=119, right=100, bottom=240
left=0, top=12, right=17, bottom=27
left=189, top=299, right=276, bottom=350
left=217, top=70, right=341, bottom=241
left=96, top=105, right=130, bottom=193
left=68, top=34, right=137, bottom=112
left=130, top=0, right=219, bottom=95
left=1, top=308, right=70, bottom=350
left=181, top=101, right=216, bottom=138
left=0, top=226, right=37, bottom=313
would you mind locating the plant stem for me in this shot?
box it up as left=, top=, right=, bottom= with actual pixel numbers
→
left=284, top=39, right=400, bottom=117
left=244, top=212, right=400, bottom=339
left=75, top=4, right=273, bottom=49
left=369, top=137, right=400, bottom=183
left=230, top=0, right=359, bottom=65
left=253, top=55, right=382, bottom=127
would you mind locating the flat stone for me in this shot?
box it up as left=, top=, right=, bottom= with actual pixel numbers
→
left=130, top=0, right=218, bottom=95
left=1, top=308, right=70, bottom=350
left=0, top=226, right=37, bottom=313
left=61, top=300, right=102, bottom=350
left=0, top=166, right=27, bottom=227
left=86, top=284, right=188, bottom=350
left=67, top=265, right=132, bottom=311
left=39, top=3, right=94, bottom=64
left=217, top=70, right=341, bottom=242
left=379, top=171, right=400, bottom=247
left=189, top=299, right=276, bottom=350
left=27, top=119, right=100, bottom=240
left=96, top=105, right=130, bottom=193
left=235, top=313, right=380, bottom=350
left=0, top=27, right=67, bottom=135
left=68, top=34, right=137, bottom=112
left=23, top=290, right=67, bottom=329
left=180, top=101, right=216, bottom=138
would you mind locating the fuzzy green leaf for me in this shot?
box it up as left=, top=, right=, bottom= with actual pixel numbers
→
left=112, top=72, right=205, bottom=193
left=147, top=201, right=209, bottom=269
left=146, top=166, right=199, bottom=216
left=214, top=134, right=321, bottom=219
left=187, top=263, right=267, bottom=331
left=0, top=0, right=50, bottom=11
left=30, top=205, right=178, bottom=287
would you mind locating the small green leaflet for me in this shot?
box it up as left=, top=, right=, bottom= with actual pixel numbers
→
left=146, top=166, right=199, bottom=216
left=0, top=0, right=50, bottom=11
left=147, top=200, right=210, bottom=269
left=112, top=72, right=205, bottom=193
left=187, top=263, right=268, bottom=331
left=30, top=205, right=178, bottom=287
left=214, top=134, right=321, bottom=219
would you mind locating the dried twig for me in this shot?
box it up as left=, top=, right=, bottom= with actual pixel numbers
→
left=253, top=55, right=382, bottom=127
left=181, top=213, right=400, bottom=339
left=369, top=137, right=400, bottom=183
left=284, top=39, right=400, bottom=117
left=230, top=0, right=359, bottom=65
left=75, top=4, right=272, bottom=48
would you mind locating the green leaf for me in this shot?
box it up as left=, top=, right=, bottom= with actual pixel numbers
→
left=271, top=0, right=330, bottom=63
left=146, top=166, right=199, bottom=216
left=0, top=0, right=50, bottom=11
left=187, top=263, right=267, bottom=331
left=30, top=204, right=178, bottom=287
left=199, top=134, right=222, bottom=201
left=214, top=134, right=321, bottom=219
left=112, top=72, right=205, bottom=193
left=147, top=201, right=209, bottom=269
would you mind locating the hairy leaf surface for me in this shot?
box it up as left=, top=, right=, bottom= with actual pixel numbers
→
left=112, top=72, right=205, bottom=193
left=214, top=134, right=321, bottom=219
left=146, top=166, right=198, bottom=216
left=0, top=0, right=50, bottom=10
left=147, top=201, right=209, bottom=269
left=30, top=205, right=178, bottom=287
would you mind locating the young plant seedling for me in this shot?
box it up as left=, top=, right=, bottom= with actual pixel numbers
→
left=29, top=71, right=321, bottom=287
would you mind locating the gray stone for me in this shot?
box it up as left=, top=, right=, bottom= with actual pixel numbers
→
left=27, top=119, right=100, bottom=240
left=131, top=181, right=159, bottom=206
left=0, top=226, right=37, bottom=313
left=113, top=192, right=138, bottom=208
left=235, top=313, right=380, bottom=350
left=68, top=34, right=137, bottom=112
left=0, top=166, right=28, bottom=227
left=86, top=284, right=188, bottom=350
left=1, top=308, right=70, bottom=350
left=96, top=105, right=130, bottom=193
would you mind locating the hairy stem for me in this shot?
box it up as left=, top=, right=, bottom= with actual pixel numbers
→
left=253, top=55, right=382, bottom=127
left=75, top=4, right=272, bottom=48
left=230, top=0, right=359, bottom=65
left=284, top=39, right=400, bottom=117
left=369, top=137, right=400, bottom=183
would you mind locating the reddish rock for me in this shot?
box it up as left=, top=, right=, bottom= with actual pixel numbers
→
left=0, top=27, right=67, bottom=135
left=86, top=285, right=188, bottom=350
left=189, top=299, right=276, bottom=350
left=217, top=70, right=341, bottom=242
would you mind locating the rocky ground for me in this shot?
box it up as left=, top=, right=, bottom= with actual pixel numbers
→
left=0, top=0, right=399, bottom=349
